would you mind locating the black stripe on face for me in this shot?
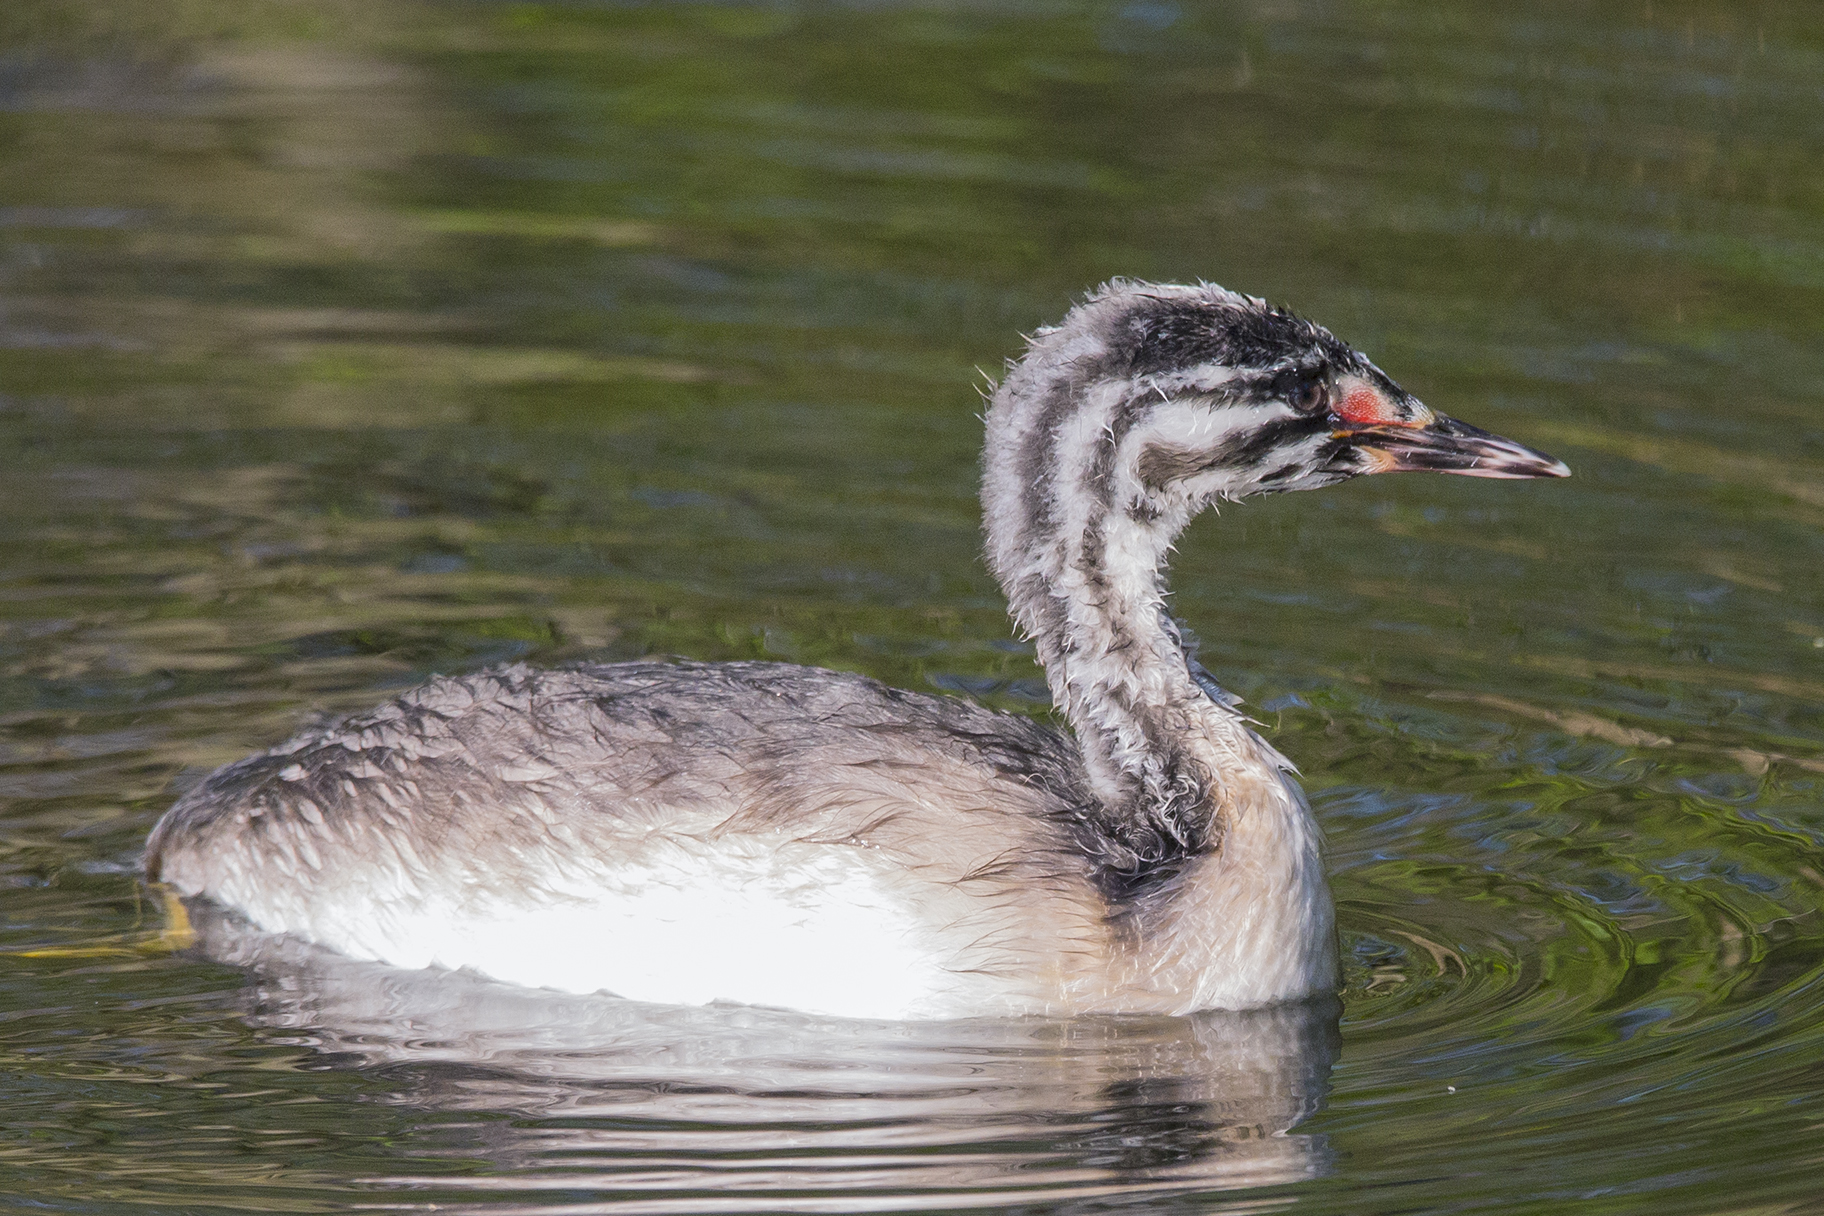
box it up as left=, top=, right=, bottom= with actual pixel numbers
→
left=1016, top=374, right=1082, bottom=541
left=1135, top=415, right=1328, bottom=491
left=1016, top=348, right=1153, bottom=536
left=1082, top=386, right=1167, bottom=508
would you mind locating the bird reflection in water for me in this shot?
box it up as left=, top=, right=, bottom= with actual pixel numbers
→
left=191, top=904, right=1341, bottom=1210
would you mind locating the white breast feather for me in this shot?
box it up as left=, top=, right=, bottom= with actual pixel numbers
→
left=262, top=839, right=971, bottom=1021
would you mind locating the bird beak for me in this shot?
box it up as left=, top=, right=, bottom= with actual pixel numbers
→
left=1345, top=412, right=1571, bottom=480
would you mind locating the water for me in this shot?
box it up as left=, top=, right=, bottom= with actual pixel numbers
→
left=3, top=0, right=1823, bottom=1211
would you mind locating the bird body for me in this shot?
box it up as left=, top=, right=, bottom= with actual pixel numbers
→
left=149, top=660, right=1324, bottom=1019
left=147, top=281, right=1566, bottom=1019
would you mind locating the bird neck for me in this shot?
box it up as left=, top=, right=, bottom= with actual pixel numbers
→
left=1010, top=492, right=1209, bottom=817
left=1079, top=539, right=1211, bottom=788
left=981, top=340, right=1222, bottom=844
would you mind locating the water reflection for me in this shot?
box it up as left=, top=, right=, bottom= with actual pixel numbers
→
left=192, top=903, right=1340, bottom=1211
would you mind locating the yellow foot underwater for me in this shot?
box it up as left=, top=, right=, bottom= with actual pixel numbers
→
left=6, top=886, right=196, bottom=960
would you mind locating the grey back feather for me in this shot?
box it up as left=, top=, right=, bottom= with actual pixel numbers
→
left=149, top=660, right=1111, bottom=909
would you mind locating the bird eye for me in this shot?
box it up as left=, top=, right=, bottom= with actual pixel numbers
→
left=1287, top=377, right=1328, bottom=413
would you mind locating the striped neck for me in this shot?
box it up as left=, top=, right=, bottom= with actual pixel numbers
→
left=981, top=297, right=1227, bottom=854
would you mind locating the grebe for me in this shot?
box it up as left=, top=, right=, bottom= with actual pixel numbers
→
left=146, top=281, right=1568, bottom=1020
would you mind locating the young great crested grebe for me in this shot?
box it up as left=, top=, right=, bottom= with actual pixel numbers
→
left=146, top=281, right=1568, bottom=1020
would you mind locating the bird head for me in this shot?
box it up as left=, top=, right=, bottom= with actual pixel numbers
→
left=982, top=280, right=1568, bottom=655
left=1083, top=281, right=1569, bottom=513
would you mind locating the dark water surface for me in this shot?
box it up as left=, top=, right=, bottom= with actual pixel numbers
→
left=4, top=1, right=1824, bottom=1211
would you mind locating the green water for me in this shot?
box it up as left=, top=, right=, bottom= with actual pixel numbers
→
left=4, top=0, right=1824, bottom=1211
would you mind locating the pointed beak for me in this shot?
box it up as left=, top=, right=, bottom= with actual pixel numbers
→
left=1346, top=412, right=1571, bottom=480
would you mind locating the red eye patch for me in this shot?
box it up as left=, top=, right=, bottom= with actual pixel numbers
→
left=1336, top=384, right=1402, bottom=426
